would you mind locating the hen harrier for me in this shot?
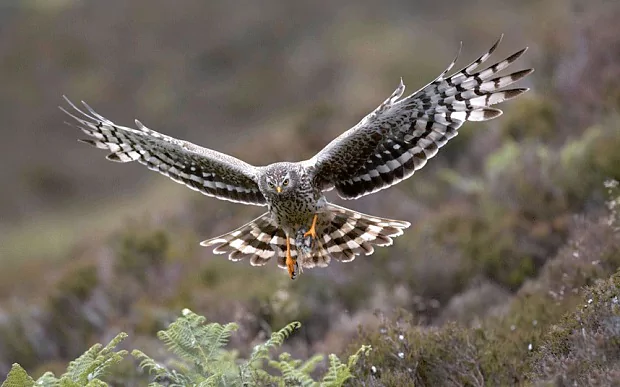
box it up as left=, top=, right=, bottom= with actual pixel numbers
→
left=62, top=35, right=532, bottom=279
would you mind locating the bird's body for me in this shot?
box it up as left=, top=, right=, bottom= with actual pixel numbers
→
left=62, top=36, right=533, bottom=279
left=259, top=162, right=322, bottom=231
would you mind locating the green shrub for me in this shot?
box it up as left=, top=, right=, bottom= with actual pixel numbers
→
left=348, top=180, right=620, bottom=386
left=432, top=203, right=538, bottom=290
left=350, top=313, right=485, bottom=386
left=2, top=333, right=127, bottom=387
left=112, top=224, right=170, bottom=283
left=499, top=94, right=557, bottom=142
left=529, top=271, right=620, bottom=385
left=2, top=310, right=370, bottom=387
left=133, top=308, right=370, bottom=386
left=559, top=124, right=620, bottom=205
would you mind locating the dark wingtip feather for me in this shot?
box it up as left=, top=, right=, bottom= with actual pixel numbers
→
left=503, top=88, right=530, bottom=101
left=485, top=108, right=503, bottom=120
left=480, top=107, right=503, bottom=121
left=77, top=139, right=97, bottom=146
left=510, top=68, right=535, bottom=82
left=449, top=40, right=463, bottom=71
left=489, top=34, right=504, bottom=55
left=106, top=153, right=123, bottom=162
left=505, top=47, right=528, bottom=64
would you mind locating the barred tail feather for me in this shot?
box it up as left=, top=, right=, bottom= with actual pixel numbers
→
left=200, top=205, right=410, bottom=274
left=200, top=212, right=286, bottom=266
left=298, top=203, right=410, bottom=268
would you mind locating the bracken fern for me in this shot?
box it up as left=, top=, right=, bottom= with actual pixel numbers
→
left=133, top=308, right=370, bottom=386
left=2, top=309, right=369, bottom=387
left=1, top=333, right=128, bottom=387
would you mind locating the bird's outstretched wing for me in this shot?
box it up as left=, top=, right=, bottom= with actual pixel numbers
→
left=305, top=35, right=533, bottom=199
left=61, top=98, right=266, bottom=206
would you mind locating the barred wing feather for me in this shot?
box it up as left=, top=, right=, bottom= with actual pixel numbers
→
left=61, top=98, right=266, bottom=206
left=307, top=35, right=533, bottom=199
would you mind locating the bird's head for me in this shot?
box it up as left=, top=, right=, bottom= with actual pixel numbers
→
left=261, top=163, right=297, bottom=197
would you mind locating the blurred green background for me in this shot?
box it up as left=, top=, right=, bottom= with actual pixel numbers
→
left=1, top=0, right=619, bottom=384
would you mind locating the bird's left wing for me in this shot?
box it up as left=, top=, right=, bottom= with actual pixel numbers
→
left=305, top=35, right=533, bottom=199
left=61, top=98, right=266, bottom=206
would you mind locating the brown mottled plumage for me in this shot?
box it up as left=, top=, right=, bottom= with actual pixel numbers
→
left=62, top=35, right=532, bottom=279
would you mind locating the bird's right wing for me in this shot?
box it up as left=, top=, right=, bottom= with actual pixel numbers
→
left=61, top=98, right=266, bottom=206
left=305, top=35, right=532, bottom=199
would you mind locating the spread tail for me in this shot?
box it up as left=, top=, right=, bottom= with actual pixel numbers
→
left=200, top=204, right=410, bottom=273
left=302, top=203, right=410, bottom=268
left=200, top=212, right=287, bottom=266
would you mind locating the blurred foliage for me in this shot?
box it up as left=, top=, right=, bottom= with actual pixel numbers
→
left=1, top=333, right=127, bottom=387
left=499, top=94, right=557, bottom=142
left=133, top=308, right=370, bottom=386
left=559, top=123, right=620, bottom=204
left=2, top=310, right=370, bottom=387
left=348, top=184, right=620, bottom=385
left=2, top=0, right=620, bottom=384
left=113, top=226, right=169, bottom=282
left=529, top=272, right=620, bottom=385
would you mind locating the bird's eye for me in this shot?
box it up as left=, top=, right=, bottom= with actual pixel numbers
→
left=282, top=178, right=289, bottom=187
left=268, top=182, right=274, bottom=188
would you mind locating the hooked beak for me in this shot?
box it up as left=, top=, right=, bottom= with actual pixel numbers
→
left=276, top=186, right=282, bottom=193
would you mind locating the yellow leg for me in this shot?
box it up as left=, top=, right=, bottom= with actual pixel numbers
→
left=285, top=237, right=298, bottom=280
left=304, top=214, right=319, bottom=239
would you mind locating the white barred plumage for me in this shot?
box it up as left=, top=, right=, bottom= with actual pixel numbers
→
left=63, top=35, right=532, bottom=279
left=202, top=203, right=408, bottom=274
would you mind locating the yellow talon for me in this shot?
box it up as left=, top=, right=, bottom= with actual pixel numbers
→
left=285, top=237, right=298, bottom=280
left=304, top=214, right=319, bottom=239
